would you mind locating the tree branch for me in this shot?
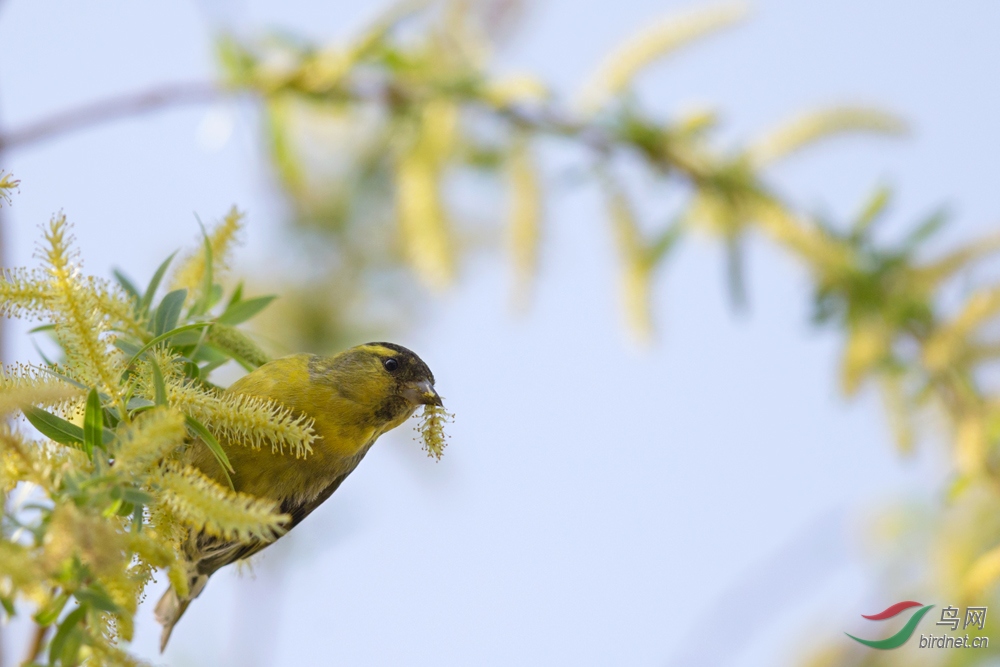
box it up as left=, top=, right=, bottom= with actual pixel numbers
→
left=20, top=623, right=48, bottom=666
left=0, top=82, right=228, bottom=152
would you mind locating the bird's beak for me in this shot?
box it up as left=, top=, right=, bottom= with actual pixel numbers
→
left=402, top=379, right=442, bottom=406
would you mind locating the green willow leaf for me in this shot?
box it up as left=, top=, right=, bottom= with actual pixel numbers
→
left=185, top=415, right=235, bottom=490
left=23, top=406, right=84, bottom=448
left=37, top=366, right=88, bottom=390
left=153, top=289, right=188, bottom=336
left=114, top=338, right=143, bottom=358
left=74, top=586, right=121, bottom=613
left=852, top=185, right=892, bottom=237
left=647, top=221, right=684, bottom=265
left=193, top=222, right=214, bottom=317
left=113, top=269, right=142, bottom=304
left=127, top=322, right=213, bottom=368
left=226, top=281, right=245, bottom=309
left=725, top=235, right=747, bottom=311
left=30, top=338, right=57, bottom=367
left=33, top=591, right=70, bottom=625
left=48, top=604, right=87, bottom=665
left=148, top=356, right=168, bottom=406
left=902, top=208, right=949, bottom=253
left=218, top=295, right=277, bottom=326
left=121, top=487, right=154, bottom=505
left=132, top=503, right=144, bottom=532
left=84, top=388, right=104, bottom=458
left=126, top=397, right=156, bottom=411
left=139, top=250, right=179, bottom=318
left=166, top=329, right=207, bottom=347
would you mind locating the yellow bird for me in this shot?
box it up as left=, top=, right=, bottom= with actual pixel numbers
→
left=155, top=342, right=441, bottom=650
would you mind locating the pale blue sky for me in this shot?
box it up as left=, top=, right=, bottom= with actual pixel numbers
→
left=1, top=1, right=999, bottom=665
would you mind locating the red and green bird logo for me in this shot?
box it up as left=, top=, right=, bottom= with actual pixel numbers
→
left=846, top=601, right=934, bottom=649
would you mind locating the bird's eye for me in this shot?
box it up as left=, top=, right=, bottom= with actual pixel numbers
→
left=383, top=358, right=399, bottom=372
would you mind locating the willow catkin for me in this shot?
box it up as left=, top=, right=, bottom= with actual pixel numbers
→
left=414, top=402, right=453, bottom=461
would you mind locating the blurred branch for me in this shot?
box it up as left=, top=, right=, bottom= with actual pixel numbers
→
left=0, top=81, right=225, bottom=152
left=21, top=623, right=48, bottom=666
left=0, top=76, right=608, bottom=157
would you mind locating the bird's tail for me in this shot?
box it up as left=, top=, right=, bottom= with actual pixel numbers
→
left=154, top=574, right=208, bottom=652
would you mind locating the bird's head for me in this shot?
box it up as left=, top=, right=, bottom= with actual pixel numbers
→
left=313, top=342, right=441, bottom=429
left=366, top=341, right=441, bottom=408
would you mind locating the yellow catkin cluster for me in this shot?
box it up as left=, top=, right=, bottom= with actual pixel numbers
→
left=123, top=533, right=171, bottom=610
left=0, top=230, right=141, bottom=352
left=924, top=287, right=1000, bottom=373
left=414, top=403, right=454, bottom=461
left=606, top=184, right=655, bottom=342
left=41, top=216, right=125, bottom=396
left=0, top=428, right=57, bottom=490
left=506, top=133, right=542, bottom=309
left=165, top=382, right=316, bottom=457
left=0, top=267, right=49, bottom=320
left=157, top=464, right=288, bottom=541
left=748, top=107, right=907, bottom=167
left=85, top=275, right=146, bottom=337
left=0, top=447, right=20, bottom=493
left=0, top=364, right=81, bottom=417
left=170, top=207, right=245, bottom=299
left=111, top=408, right=188, bottom=476
left=395, top=99, right=458, bottom=290
left=48, top=505, right=124, bottom=571
left=101, top=572, right=140, bottom=641
left=0, top=540, right=43, bottom=594
left=143, top=504, right=189, bottom=586
left=88, top=638, right=149, bottom=667
left=0, top=170, right=18, bottom=205
left=576, top=3, right=747, bottom=113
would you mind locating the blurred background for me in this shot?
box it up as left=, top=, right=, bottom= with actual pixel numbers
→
left=2, top=1, right=999, bottom=665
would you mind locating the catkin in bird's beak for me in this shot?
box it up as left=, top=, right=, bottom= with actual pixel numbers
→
left=403, top=379, right=443, bottom=406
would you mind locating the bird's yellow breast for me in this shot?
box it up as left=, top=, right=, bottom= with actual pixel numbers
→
left=190, top=354, right=410, bottom=504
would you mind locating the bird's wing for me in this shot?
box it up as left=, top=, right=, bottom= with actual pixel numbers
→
left=280, top=470, right=351, bottom=530
left=191, top=432, right=382, bottom=573
left=192, top=471, right=351, bottom=575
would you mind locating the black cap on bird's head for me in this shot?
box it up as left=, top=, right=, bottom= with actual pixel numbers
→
left=364, top=342, right=442, bottom=407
